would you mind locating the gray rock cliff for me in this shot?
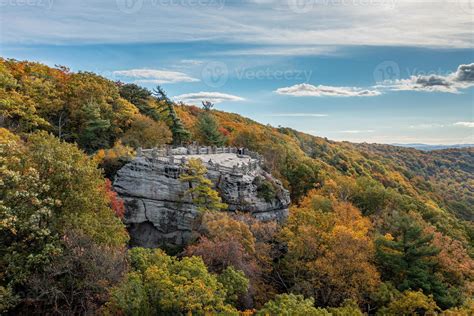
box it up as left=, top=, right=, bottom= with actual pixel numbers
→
left=113, top=147, right=290, bottom=248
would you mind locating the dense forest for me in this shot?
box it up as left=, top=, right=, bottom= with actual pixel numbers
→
left=1, top=58, right=473, bottom=315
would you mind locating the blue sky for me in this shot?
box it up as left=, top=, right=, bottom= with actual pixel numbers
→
left=1, top=0, right=473, bottom=144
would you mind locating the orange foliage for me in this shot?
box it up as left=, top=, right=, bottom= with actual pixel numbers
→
left=105, top=179, right=125, bottom=219
left=186, top=212, right=278, bottom=308
left=280, top=190, right=380, bottom=306
left=424, top=225, right=474, bottom=296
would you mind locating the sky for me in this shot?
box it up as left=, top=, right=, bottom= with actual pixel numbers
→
left=1, top=0, right=473, bottom=144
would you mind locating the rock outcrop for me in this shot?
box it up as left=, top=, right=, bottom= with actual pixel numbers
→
left=113, top=147, right=290, bottom=248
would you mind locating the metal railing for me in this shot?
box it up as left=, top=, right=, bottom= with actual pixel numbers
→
left=135, top=145, right=263, bottom=175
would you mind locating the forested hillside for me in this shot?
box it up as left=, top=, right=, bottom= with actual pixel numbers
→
left=1, top=58, right=473, bottom=315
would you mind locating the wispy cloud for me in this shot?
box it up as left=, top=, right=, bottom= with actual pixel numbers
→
left=267, top=113, right=328, bottom=117
left=379, top=63, right=474, bottom=93
left=275, top=83, right=381, bottom=97
left=113, top=69, right=199, bottom=84
left=454, top=121, right=474, bottom=128
left=214, top=46, right=338, bottom=56
left=337, top=130, right=375, bottom=134
left=173, top=91, right=245, bottom=104
left=409, top=123, right=445, bottom=129
left=2, top=1, right=472, bottom=49
left=180, top=59, right=204, bottom=66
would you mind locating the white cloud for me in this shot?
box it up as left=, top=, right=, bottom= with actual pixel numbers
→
left=2, top=1, right=472, bottom=50
left=113, top=69, right=199, bottom=84
left=338, top=130, right=375, bottom=134
left=173, top=92, right=245, bottom=104
left=180, top=59, right=204, bottom=66
left=275, top=83, right=381, bottom=97
left=409, top=123, right=445, bottom=129
left=214, top=46, right=339, bottom=56
left=276, top=63, right=474, bottom=98
left=380, top=63, right=474, bottom=93
left=454, top=121, right=474, bottom=128
left=268, top=113, right=328, bottom=117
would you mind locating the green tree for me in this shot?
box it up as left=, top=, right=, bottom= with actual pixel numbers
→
left=118, top=83, right=164, bottom=121
left=202, top=100, right=214, bottom=111
left=328, top=300, right=364, bottom=316
left=256, top=294, right=329, bottom=316
left=79, top=100, right=111, bottom=152
left=378, top=290, right=440, bottom=316
left=107, top=248, right=238, bottom=315
left=0, top=61, right=50, bottom=132
left=153, top=86, right=190, bottom=145
left=0, top=129, right=128, bottom=313
left=375, top=214, right=453, bottom=308
left=217, top=266, right=249, bottom=305
left=196, top=111, right=226, bottom=146
left=179, top=158, right=227, bottom=212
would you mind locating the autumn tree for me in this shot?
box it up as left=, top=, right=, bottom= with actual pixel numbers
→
left=186, top=212, right=277, bottom=308
left=278, top=190, right=380, bottom=307
left=0, top=58, right=60, bottom=132
left=256, top=294, right=329, bottom=316
left=23, top=230, right=127, bottom=315
left=0, top=129, right=128, bottom=313
left=282, top=155, right=322, bottom=201
left=0, top=59, right=143, bottom=152
left=94, top=140, right=135, bottom=179
left=105, top=179, right=125, bottom=218
left=106, top=248, right=239, bottom=315
left=424, top=225, right=474, bottom=301
left=179, top=158, right=227, bottom=212
left=118, top=83, right=159, bottom=119
left=378, top=290, right=440, bottom=315
left=120, top=114, right=172, bottom=149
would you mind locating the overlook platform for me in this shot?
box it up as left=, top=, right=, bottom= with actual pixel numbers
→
left=136, top=145, right=264, bottom=175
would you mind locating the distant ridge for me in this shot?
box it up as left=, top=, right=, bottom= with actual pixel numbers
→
left=391, top=143, right=474, bottom=151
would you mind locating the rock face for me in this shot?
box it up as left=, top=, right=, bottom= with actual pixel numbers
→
left=113, top=148, right=290, bottom=248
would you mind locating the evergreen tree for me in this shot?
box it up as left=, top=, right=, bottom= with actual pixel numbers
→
left=376, top=215, right=455, bottom=308
left=202, top=100, right=214, bottom=111
left=196, top=112, right=226, bottom=146
left=153, top=86, right=190, bottom=145
left=79, top=100, right=111, bottom=152
left=118, top=83, right=161, bottom=120
left=118, top=83, right=151, bottom=107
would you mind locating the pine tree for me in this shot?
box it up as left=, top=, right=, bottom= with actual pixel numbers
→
left=118, top=83, right=160, bottom=120
left=202, top=100, right=214, bottom=111
left=196, top=112, right=226, bottom=146
left=179, top=158, right=227, bottom=212
left=153, top=86, right=190, bottom=145
left=376, top=215, right=454, bottom=308
left=79, top=100, right=111, bottom=152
